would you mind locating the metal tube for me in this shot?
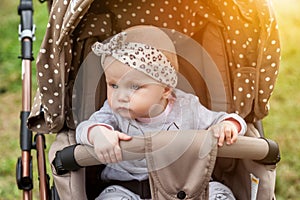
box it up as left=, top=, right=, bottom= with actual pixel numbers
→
left=36, top=134, right=49, bottom=200
left=22, top=59, right=32, bottom=111
left=23, top=190, right=32, bottom=200
left=17, top=1, right=34, bottom=199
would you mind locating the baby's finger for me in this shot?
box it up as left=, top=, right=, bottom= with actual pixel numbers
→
left=231, top=131, right=238, bottom=144
left=108, top=149, right=119, bottom=163
left=96, top=152, right=106, bottom=164
left=218, top=131, right=225, bottom=146
left=224, top=126, right=233, bottom=145
left=103, top=152, right=113, bottom=163
left=118, top=132, right=132, bottom=141
left=231, top=136, right=237, bottom=144
left=114, top=145, right=123, bottom=162
left=209, top=126, right=220, bottom=138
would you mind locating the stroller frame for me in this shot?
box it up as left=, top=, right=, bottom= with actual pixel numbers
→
left=16, top=0, right=54, bottom=199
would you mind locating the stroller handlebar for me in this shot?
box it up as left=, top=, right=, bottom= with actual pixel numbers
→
left=53, top=130, right=280, bottom=175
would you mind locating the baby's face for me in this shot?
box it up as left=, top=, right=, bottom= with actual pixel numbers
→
left=104, top=58, right=171, bottom=119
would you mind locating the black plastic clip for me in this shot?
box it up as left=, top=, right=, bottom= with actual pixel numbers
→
left=16, top=156, right=33, bottom=190
left=52, top=145, right=82, bottom=175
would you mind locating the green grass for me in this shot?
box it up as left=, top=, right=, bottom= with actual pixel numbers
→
left=0, top=0, right=47, bottom=93
left=1, top=0, right=300, bottom=199
left=263, top=1, right=300, bottom=199
left=0, top=0, right=21, bottom=93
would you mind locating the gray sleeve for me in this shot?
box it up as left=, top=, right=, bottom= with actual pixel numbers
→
left=193, top=98, right=247, bottom=135
left=76, top=101, right=118, bottom=145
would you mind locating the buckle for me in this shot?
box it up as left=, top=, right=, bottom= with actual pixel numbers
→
left=138, top=179, right=151, bottom=199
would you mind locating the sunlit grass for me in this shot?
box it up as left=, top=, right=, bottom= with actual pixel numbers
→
left=263, top=0, right=300, bottom=199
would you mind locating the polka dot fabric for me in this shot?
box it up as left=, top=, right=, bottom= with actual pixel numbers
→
left=212, top=0, right=281, bottom=121
left=27, top=0, right=280, bottom=133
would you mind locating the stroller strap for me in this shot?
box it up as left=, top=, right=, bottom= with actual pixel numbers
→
left=109, top=179, right=151, bottom=199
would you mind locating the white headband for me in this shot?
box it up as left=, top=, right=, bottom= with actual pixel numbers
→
left=91, top=32, right=177, bottom=88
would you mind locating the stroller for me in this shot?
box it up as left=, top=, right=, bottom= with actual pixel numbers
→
left=16, top=0, right=281, bottom=199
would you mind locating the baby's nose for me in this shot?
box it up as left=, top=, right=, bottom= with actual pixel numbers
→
left=116, top=90, right=130, bottom=102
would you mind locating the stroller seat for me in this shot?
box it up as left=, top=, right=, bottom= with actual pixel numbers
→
left=25, top=0, right=281, bottom=199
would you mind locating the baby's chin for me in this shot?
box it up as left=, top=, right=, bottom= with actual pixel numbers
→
left=114, top=107, right=136, bottom=119
left=119, top=109, right=152, bottom=120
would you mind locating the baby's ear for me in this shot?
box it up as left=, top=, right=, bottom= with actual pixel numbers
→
left=162, top=87, right=173, bottom=99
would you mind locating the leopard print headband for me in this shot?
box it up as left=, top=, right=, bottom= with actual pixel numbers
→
left=91, top=32, right=177, bottom=88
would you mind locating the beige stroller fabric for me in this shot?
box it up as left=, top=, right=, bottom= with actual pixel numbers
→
left=49, top=130, right=87, bottom=200
left=28, top=0, right=280, bottom=133
left=50, top=130, right=219, bottom=200
left=49, top=126, right=276, bottom=200
left=145, top=130, right=218, bottom=199
left=213, top=124, right=277, bottom=200
left=27, top=0, right=280, bottom=199
left=145, top=126, right=277, bottom=200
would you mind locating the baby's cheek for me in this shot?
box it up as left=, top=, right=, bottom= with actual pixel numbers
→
left=131, top=97, right=153, bottom=113
left=106, top=96, right=112, bottom=106
left=130, top=96, right=147, bottom=109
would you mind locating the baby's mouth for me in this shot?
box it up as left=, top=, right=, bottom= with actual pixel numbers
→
left=116, top=107, right=135, bottom=119
left=117, top=107, right=129, bottom=112
left=116, top=106, right=132, bottom=114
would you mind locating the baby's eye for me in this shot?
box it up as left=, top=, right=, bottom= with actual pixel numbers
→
left=110, top=84, right=118, bottom=89
left=131, top=84, right=140, bottom=90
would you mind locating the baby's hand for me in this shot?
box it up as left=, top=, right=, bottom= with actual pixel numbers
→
left=88, top=126, right=132, bottom=163
left=209, top=120, right=239, bottom=147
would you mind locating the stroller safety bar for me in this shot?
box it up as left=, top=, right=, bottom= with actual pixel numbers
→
left=53, top=130, right=280, bottom=175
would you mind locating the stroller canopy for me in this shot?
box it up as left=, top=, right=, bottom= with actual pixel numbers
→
left=28, top=0, right=280, bottom=133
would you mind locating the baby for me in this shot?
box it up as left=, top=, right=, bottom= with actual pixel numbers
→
left=76, top=25, right=246, bottom=200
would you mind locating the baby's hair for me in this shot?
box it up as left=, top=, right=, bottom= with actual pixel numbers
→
left=124, top=25, right=179, bottom=71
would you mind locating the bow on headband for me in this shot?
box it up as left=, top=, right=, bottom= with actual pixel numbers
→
left=91, top=32, right=178, bottom=88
